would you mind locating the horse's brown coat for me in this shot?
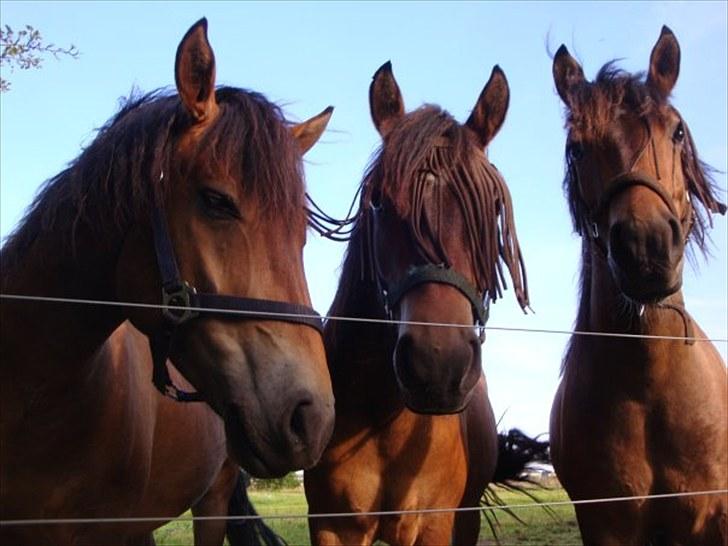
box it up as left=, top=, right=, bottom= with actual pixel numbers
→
left=550, top=26, right=727, bottom=546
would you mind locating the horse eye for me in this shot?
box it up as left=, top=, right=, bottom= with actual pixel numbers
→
left=566, top=141, right=584, bottom=162
left=198, top=188, right=240, bottom=220
left=672, top=122, right=685, bottom=143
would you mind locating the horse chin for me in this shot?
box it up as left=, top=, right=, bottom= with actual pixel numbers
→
left=400, top=388, right=473, bottom=415
left=610, top=262, right=682, bottom=304
left=223, top=407, right=291, bottom=479
left=615, top=274, right=682, bottom=304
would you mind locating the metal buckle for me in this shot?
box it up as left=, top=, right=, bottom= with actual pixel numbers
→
left=162, top=282, right=198, bottom=325
left=477, top=297, right=490, bottom=343
left=382, top=289, right=392, bottom=320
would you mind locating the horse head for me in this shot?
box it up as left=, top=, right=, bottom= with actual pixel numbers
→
left=554, top=26, right=725, bottom=303
left=362, top=62, right=528, bottom=413
left=114, top=19, right=335, bottom=477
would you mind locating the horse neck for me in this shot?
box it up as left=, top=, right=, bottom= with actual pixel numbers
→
left=324, top=224, right=401, bottom=416
left=1, top=220, right=124, bottom=386
left=571, top=238, right=692, bottom=380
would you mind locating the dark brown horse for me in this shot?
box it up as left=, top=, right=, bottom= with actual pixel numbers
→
left=1, top=18, right=334, bottom=546
left=305, top=62, right=535, bottom=546
left=550, top=26, right=727, bottom=546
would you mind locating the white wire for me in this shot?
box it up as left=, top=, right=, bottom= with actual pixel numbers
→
left=0, top=488, right=726, bottom=526
left=1, top=293, right=726, bottom=344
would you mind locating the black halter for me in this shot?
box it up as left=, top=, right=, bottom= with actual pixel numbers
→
left=368, top=208, right=489, bottom=342
left=149, top=187, right=324, bottom=402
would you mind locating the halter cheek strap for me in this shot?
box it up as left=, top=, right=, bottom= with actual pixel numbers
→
left=149, top=190, right=323, bottom=402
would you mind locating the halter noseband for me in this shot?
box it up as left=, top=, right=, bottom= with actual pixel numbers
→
left=572, top=119, right=693, bottom=249
left=149, top=176, right=323, bottom=402
left=368, top=210, right=489, bottom=343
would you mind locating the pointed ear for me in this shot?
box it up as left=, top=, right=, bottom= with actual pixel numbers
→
left=175, top=18, right=217, bottom=122
left=369, top=61, right=405, bottom=138
left=553, top=44, right=585, bottom=106
left=466, top=65, right=510, bottom=148
left=291, top=106, right=334, bottom=155
left=647, top=25, right=680, bottom=99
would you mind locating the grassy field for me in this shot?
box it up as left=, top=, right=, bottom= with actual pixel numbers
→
left=154, top=485, right=583, bottom=545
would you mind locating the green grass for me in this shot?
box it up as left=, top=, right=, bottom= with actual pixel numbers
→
left=154, top=485, right=582, bottom=546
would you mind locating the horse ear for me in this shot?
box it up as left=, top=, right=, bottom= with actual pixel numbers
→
left=369, top=61, right=405, bottom=138
left=466, top=65, right=510, bottom=148
left=647, top=26, right=680, bottom=99
left=175, top=18, right=217, bottom=122
left=291, top=106, right=334, bottom=155
left=553, top=44, right=585, bottom=106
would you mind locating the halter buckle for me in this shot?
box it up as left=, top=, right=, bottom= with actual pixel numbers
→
left=162, top=282, right=198, bottom=325
left=382, top=289, right=393, bottom=320
left=591, top=222, right=599, bottom=239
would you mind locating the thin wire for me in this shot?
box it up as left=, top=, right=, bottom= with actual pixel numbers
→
left=0, top=489, right=725, bottom=526
left=1, top=293, right=726, bottom=344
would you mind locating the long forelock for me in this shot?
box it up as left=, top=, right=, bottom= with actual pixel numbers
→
left=204, top=88, right=306, bottom=218
left=363, top=106, right=529, bottom=309
left=565, top=62, right=663, bottom=142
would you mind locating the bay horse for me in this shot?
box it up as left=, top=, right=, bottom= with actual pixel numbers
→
left=550, top=26, right=727, bottom=545
left=1, top=18, right=335, bottom=545
left=305, top=62, right=539, bottom=546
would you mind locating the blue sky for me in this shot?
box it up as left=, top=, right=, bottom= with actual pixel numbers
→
left=1, top=1, right=726, bottom=436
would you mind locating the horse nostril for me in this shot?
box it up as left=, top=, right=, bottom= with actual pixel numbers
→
left=609, top=221, right=632, bottom=263
left=289, top=400, right=312, bottom=446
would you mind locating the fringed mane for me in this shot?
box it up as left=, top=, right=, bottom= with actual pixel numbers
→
left=1, top=86, right=306, bottom=276
left=362, top=105, right=529, bottom=309
left=562, top=62, right=725, bottom=254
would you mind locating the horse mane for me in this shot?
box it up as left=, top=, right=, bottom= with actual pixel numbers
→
left=1, top=86, right=305, bottom=275
left=326, top=105, right=529, bottom=357
left=324, top=214, right=389, bottom=364
left=562, top=61, right=725, bottom=255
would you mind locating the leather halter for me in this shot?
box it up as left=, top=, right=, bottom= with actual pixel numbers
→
left=368, top=210, right=489, bottom=343
left=149, top=181, right=323, bottom=402
left=572, top=120, right=693, bottom=252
